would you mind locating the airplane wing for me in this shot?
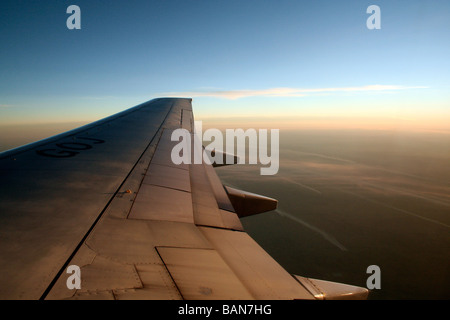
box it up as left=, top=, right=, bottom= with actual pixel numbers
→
left=0, top=98, right=368, bottom=300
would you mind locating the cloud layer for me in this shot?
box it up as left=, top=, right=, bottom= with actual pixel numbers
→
left=160, top=85, right=427, bottom=100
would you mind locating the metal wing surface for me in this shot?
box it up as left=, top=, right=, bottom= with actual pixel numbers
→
left=0, top=98, right=368, bottom=300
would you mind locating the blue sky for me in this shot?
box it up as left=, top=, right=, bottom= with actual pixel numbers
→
left=1, top=0, right=449, bottom=130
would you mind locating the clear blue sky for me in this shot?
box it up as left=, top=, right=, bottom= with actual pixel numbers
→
left=1, top=0, right=449, bottom=130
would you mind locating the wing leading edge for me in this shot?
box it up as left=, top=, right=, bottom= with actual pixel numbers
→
left=0, top=98, right=368, bottom=300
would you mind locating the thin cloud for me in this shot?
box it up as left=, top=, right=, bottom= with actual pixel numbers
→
left=0, top=104, right=14, bottom=108
left=161, top=84, right=428, bottom=100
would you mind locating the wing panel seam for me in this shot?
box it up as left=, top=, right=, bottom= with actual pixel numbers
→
left=39, top=101, right=176, bottom=300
